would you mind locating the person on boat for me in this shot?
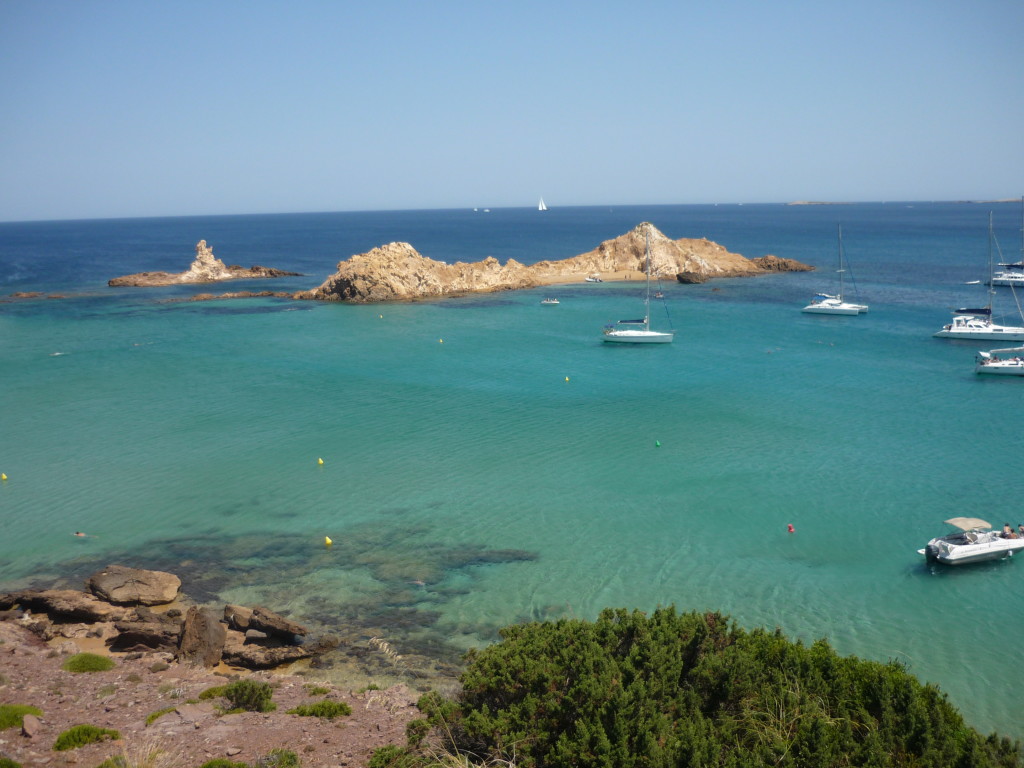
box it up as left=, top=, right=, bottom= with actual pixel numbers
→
left=1001, top=523, right=1017, bottom=539
left=1018, top=524, right=1024, bottom=538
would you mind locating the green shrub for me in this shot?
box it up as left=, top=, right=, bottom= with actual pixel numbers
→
left=52, top=724, right=121, bottom=751
left=198, top=760, right=248, bottom=768
left=405, top=718, right=430, bottom=747
left=445, top=607, right=1024, bottom=768
left=0, top=704, right=43, bottom=730
left=257, top=749, right=299, bottom=768
left=367, top=745, right=422, bottom=768
left=286, top=700, right=351, bottom=719
left=224, top=680, right=276, bottom=713
left=198, top=684, right=229, bottom=700
left=61, top=652, right=115, bottom=673
left=0, top=757, right=23, bottom=768
left=302, top=684, right=330, bottom=696
left=145, top=706, right=176, bottom=726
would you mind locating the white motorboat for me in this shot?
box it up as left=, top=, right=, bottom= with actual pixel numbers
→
left=585, top=275, right=603, bottom=283
left=918, top=517, right=1024, bottom=565
left=603, top=229, right=674, bottom=344
left=976, top=346, right=1024, bottom=376
left=802, top=225, right=868, bottom=315
left=935, top=213, right=1024, bottom=340
left=540, top=298, right=559, bottom=305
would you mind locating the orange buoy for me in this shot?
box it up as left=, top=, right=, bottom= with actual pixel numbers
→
left=787, top=524, right=795, bottom=533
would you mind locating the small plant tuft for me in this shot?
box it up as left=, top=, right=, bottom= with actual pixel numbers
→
left=198, top=684, right=229, bottom=700
left=145, top=706, right=176, bottom=726
left=198, top=761, right=248, bottom=768
left=0, top=758, right=23, bottom=768
left=257, top=749, right=300, bottom=768
left=61, top=652, right=115, bottom=673
left=52, top=724, right=121, bottom=751
left=0, top=704, right=43, bottom=730
left=302, top=684, right=330, bottom=696
left=286, top=700, right=351, bottom=719
left=224, top=679, right=276, bottom=713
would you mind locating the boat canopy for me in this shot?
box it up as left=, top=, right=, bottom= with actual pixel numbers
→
left=981, top=346, right=1024, bottom=355
left=944, top=517, right=992, bottom=531
left=954, top=307, right=992, bottom=316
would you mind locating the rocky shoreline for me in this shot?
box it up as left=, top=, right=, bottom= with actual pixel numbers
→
left=107, top=240, right=301, bottom=287
left=0, top=566, right=420, bottom=767
left=59, top=221, right=810, bottom=305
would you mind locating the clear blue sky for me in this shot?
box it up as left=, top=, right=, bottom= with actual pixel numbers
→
left=1, top=0, right=1022, bottom=221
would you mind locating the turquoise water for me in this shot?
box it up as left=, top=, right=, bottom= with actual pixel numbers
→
left=2, top=203, right=1023, bottom=737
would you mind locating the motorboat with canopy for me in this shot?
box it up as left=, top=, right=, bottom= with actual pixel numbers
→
left=918, top=517, right=1024, bottom=565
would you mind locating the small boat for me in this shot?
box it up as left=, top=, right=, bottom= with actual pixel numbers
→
left=585, top=275, right=603, bottom=283
left=918, top=517, right=1024, bottom=565
left=976, top=346, right=1024, bottom=375
left=935, top=213, right=1024, bottom=340
left=540, top=298, right=559, bottom=305
left=603, top=230, right=674, bottom=344
left=538, top=197, right=548, bottom=212
left=802, top=225, right=868, bottom=315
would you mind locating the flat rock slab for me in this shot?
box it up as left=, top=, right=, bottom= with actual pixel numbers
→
left=87, top=564, right=181, bottom=606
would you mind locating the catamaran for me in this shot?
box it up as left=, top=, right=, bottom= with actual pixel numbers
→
left=802, top=225, right=868, bottom=315
left=935, top=213, right=1024, bottom=340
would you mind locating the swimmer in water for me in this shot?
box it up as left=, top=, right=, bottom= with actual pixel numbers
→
left=73, top=531, right=89, bottom=537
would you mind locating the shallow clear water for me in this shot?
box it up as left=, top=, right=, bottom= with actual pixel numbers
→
left=2, top=202, right=1023, bottom=737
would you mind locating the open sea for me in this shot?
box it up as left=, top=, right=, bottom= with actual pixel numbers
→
left=2, top=202, right=1024, bottom=739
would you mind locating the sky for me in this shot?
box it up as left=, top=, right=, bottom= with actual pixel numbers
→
left=1, top=0, right=1022, bottom=222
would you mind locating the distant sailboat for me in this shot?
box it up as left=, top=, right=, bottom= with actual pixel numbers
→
left=538, top=197, right=548, bottom=212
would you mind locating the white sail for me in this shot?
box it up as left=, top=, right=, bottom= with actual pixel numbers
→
left=538, top=198, right=547, bottom=211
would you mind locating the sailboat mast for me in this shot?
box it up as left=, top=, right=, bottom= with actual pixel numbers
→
left=644, top=231, right=652, bottom=331
left=837, top=225, right=844, bottom=301
left=988, top=211, right=995, bottom=312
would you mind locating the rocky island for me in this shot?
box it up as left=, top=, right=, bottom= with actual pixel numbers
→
left=108, top=240, right=300, bottom=287
left=294, top=222, right=811, bottom=303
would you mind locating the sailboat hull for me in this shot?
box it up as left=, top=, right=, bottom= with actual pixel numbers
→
left=603, top=329, right=675, bottom=343
left=802, top=302, right=864, bottom=315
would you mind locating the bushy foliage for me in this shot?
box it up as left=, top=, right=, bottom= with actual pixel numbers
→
left=0, top=757, right=22, bottom=768
left=224, top=680, right=276, bottom=713
left=437, top=607, right=1023, bottom=768
left=198, top=684, right=229, bottom=700
left=197, top=760, right=247, bottom=768
left=0, top=704, right=43, bottom=730
left=285, top=700, right=351, bottom=719
left=61, top=652, right=115, bottom=673
left=52, top=724, right=121, bottom=751
left=367, top=744, right=423, bottom=768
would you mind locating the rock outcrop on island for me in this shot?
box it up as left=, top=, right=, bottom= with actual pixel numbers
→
left=295, top=222, right=813, bottom=303
left=108, top=240, right=300, bottom=287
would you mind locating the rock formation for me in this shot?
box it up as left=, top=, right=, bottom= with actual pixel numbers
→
left=0, top=565, right=329, bottom=670
left=108, top=240, right=300, bottom=287
left=295, top=222, right=812, bottom=303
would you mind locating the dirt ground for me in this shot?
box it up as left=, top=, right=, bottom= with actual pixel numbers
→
left=0, top=621, right=421, bottom=768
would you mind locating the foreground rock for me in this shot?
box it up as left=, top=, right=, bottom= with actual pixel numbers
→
left=86, top=564, right=181, bottom=605
left=0, top=565, right=330, bottom=671
left=295, top=222, right=812, bottom=303
left=109, top=240, right=300, bottom=286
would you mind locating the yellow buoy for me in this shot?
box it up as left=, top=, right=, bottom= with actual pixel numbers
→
left=565, top=376, right=570, bottom=382
left=439, top=339, right=444, bottom=344
left=317, top=457, right=324, bottom=465
left=0, top=473, right=6, bottom=482
left=325, top=536, right=333, bottom=547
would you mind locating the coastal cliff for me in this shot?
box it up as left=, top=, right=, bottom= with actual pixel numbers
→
left=108, top=240, right=300, bottom=287
left=296, top=222, right=812, bottom=303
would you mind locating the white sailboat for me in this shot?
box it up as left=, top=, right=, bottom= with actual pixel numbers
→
left=602, top=231, right=674, bottom=344
left=990, top=196, right=1024, bottom=287
left=935, top=213, right=1024, bottom=341
left=802, top=225, right=868, bottom=315
left=538, top=197, right=548, bottom=211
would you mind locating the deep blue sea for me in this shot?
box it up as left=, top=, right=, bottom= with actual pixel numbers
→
left=2, top=202, right=1023, bottom=738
